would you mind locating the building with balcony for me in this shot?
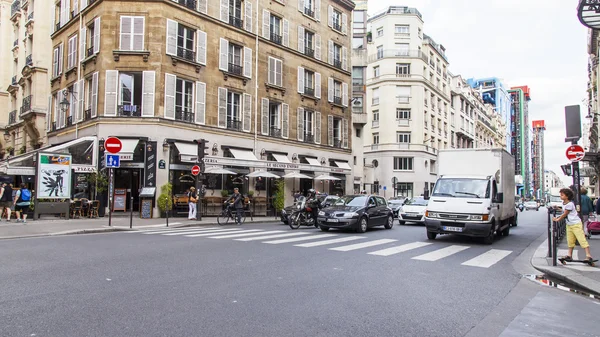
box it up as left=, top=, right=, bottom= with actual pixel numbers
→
left=509, top=86, right=532, bottom=197
left=350, top=0, right=367, bottom=193
left=0, top=0, right=51, bottom=162
left=8, top=0, right=354, bottom=215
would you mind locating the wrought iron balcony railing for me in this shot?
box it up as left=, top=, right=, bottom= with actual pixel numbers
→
left=304, top=47, right=314, bottom=58
left=229, top=15, right=243, bottom=29
left=11, top=76, right=17, bottom=85
left=333, top=139, right=342, bottom=148
left=270, top=32, right=282, bottom=45
left=333, top=96, right=342, bottom=105
left=304, top=133, right=314, bottom=143
left=51, top=122, right=57, bottom=131
left=333, top=59, right=342, bottom=69
left=227, top=118, right=242, bottom=131
left=178, top=0, right=196, bottom=10
left=175, top=108, right=194, bottom=123
left=269, top=126, right=282, bottom=138
left=55, top=23, right=61, bottom=32
left=27, top=11, right=33, bottom=21
left=11, top=1, right=20, bottom=17
left=332, top=21, right=342, bottom=32
left=117, top=105, right=141, bottom=117
left=228, top=63, right=243, bottom=76
left=84, top=109, right=92, bottom=121
left=66, top=116, right=73, bottom=127
left=8, top=110, right=17, bottom=125
left=25, top=54, right=32, bottom=66
left=304, top=7, right=314, bottom=17
left=87, top=46, right=94, bottom=57
left=304, top=87, right=314, bottom=97
left=177, top=47, right=196, bottom=62
left=20, top=95, right=32, bottom=114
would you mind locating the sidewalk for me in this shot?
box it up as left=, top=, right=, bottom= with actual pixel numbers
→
left=0, top=215, right=282, bottom=240
left=531, top=234, right=600, bottom=296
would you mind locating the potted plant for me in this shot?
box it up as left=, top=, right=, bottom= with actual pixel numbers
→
left=366, top=31, right=372, bottom=42
left=220, top=190, right=229, bottom=197
left=273, top=180, right=285, bottom=215
left=6, top=146, right=14, bottom=156
left=247, top=190, right=254, bottom=198
left=87, top=172, right=109, bottom=217
left=18, top=146, right=26, bottom=154
left=157, top=183, right=173, bottom=218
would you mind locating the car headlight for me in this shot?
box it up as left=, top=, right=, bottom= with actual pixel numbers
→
left=426, top=211, right=438, bottom=218
left=318, top=211, right=325, bottom=216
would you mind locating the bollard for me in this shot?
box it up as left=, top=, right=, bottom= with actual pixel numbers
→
left=547, top=209, right=552, bottom=257
left=129, top=195, right=134, bottom=229
left=552, top=218, right=558, bottom=266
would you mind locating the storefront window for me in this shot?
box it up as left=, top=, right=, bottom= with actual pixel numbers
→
left=69, top=140, right=94, bottom=165
left=73, top=173, right=90, bottom=199
left=172, top=170, right=196, bottom=196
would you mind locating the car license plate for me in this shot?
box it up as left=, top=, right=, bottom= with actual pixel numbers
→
left=443, top=226, right=463, bottom=232
left=328, top=218, right=339, bottom=223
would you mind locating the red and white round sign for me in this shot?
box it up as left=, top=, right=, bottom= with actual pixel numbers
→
left=191, top=165, right=201, bottom=176
left=566, top=145, right=585, bottom=162
left=105, top=137, right=122, bottom=154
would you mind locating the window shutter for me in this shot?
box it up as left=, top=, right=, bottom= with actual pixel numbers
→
left=298, top=0, right=304, bottom=13
left=77, top=79, right=84, bottom=121
left=261, top=98, right=269, bottom=135
left=243, top=47, right=252, bottom=78
left=91, top=72, right=98, bottom=117
left=242, top=93, right=252, bottom=132
left=297, top=67, right=304, bottom=94
left=341, top=13, right=347, bottom=35
left=342, top=82, right=348, bottom=107
left=93, top=17, right=100, bottom=54
left=217, top=87, right=227, bottom=128
left=297, top=107, right=304, bottom=141
left=141, top=71, right=155, bottom=117
left=60, top=0, right=67, bottom=27
left=275, top=59, right=282, bottom=87
left=104, top=70, right=118, bottom=116
left=220, top=0, right=229, bottom=22
left=342, top=46, right=347, bottom=71
left=315, top=34, right=321, bottom=60
left=244, top=0, right=252, bottom=33
left=342, top=118, right=348, bottom=148
left=219, top=38, right=228, bottom=71
left=327, top=77, right=333, bottom=102
left=73, top=35, right=79, bottom=68
left=268, top=57, right=275, bottom=85
left=60, top=89, right=67, bottom=128
left=198, top=0, right=207, bottom=14
left=53, top=48, right=59, bottom=77
left=133, top=17, right=144, bottom=51
left=327, top=5, right=333, bottom=27
left=315, top=0, right=321, bottom=21
left=327, top=115, right=333, bottom=146
left=327, top=40, right=333, bottom=65
left=71, top=82, right=78, bottom=124
left=81, top=0, right=88, bottom=11
left=315, top=72, right=321, bottom=99
left=315, top=111, right=321, bottom=144
left=67, top=38, right=72, bottom=68
left=196, top=29, right=207, bottom=65
left=58, top=44, right=63, bottom=74
left=282, top=103, right=289, bottom=139
left=73, top=0, right=78, bottom=14
left=164, top=73, right=176, bottom=120
left=282, top=19, right=289, bottom=47
left=297, top=26, right=305, bottom=53
left=166, top=19, right=177, bottom=56
left=195, top=81, right=206, bottom=124
left=262, top=10, right=270, bottom=39
left=120, top=16, right=132, bottom=50
left=79, top=27, right=86, bottom=61
left=47, top=95, right=52, bottom=131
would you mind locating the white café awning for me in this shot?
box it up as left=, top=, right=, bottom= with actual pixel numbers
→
left=174, top=142, right=198, bottom=163
left=272, top=153, right=291, bottom=163
left=305, top=157, right=321, bottom=166
left=229, top=148, right=258, bottom=161
left=334, top=161, right=352, bottom=170
left=119, top=139, right=140, bottom=160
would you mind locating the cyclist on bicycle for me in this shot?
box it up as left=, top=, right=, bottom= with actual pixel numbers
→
left=224, top=188, right=244, bottom=224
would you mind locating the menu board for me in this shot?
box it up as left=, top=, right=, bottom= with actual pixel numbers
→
left=113, top=189, right=127, bottom=212
left=140, top=199, right=153, bottom=219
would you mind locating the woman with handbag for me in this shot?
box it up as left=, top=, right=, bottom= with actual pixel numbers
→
left=188, top=187, right=198, bottom=220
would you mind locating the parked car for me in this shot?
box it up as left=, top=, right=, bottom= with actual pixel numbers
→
left=524, top=201, right=539, bottom=211
left=317, top=195, right=394, bottom=233
left=398, top=197, right=428, bottom=225
left=280, top=194, right=338, bottom=224
left=388, top=199, right=404, bottom=218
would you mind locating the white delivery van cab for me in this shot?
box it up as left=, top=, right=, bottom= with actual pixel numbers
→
left=547, top=187, right=563, bottom=211
left=425, top=149, right=517, bottom=244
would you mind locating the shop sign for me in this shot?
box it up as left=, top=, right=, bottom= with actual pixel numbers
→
left=266, top=162, right=300, bottom=170
left=119, top=153, right=133, bottom=161
left=73, top=165, right=97, bottom=173
left=329, top=168, right=345, bottom=173
left=201, top=156, right=351, bottom=174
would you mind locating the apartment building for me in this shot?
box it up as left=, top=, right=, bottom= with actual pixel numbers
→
left=509, top=86, right=532, bottom=197
left=531, top=120, right=545, bottom=199
left=350, top=0, right=367, bottom=193
left=0, top=0, right=51, bottom=164
left=2, top=0, right=354, bottom=214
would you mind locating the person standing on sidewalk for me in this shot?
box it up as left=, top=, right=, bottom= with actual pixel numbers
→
left=13, top=183, right=31, bottom=223
left=553, top=188, right=594, bottom=263
left=580, top=187, right=594, bottom=234
left=187, top=187, right=198, bottom=220
left=0, top=183, right=13, bottom=221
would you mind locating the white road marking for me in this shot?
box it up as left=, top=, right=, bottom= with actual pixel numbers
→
left=329, top=239, right=397, bottom=252
left=185, top=229, right=257, bottom=237
left=412, top=245, right=470, bottom=261
left=162, top=228, right=242, bottom=236
left=264, top=234, right=338, bottom=244
left=295, top=236, right=365, bottom=247
left=123, top=223, right=183, bottom=230
left=461, top=249, right=513, bottom=268
left=139, top=227, right=217, bottom=235
left=208, top=230, right=282, bottom=239
left=235, top=232, right=310, bottom=241
left=368, top=242, right=433, bottom=256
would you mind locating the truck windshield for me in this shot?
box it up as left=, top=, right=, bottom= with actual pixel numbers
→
left=432, top=178, right=490, bottom=199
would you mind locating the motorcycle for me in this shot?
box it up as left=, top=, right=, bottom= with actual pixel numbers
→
left=289, top=197, right=320, bottom=229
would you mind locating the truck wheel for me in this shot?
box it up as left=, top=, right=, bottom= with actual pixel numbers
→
left=502, top=225, right=510, bottom=236
left=483, top=228, right=495, bottom=245
left=427, top=231, right=437, bottom=240
left=512, top=215, right=518, bottom=227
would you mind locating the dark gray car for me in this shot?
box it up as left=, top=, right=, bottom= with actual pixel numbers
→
left=316, top=195, right=394, bottom=233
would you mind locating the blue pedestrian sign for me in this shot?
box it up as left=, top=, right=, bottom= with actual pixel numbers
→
left=106, top=154, right=120, bottom=168
left=383, top=186, right=387, bottom=191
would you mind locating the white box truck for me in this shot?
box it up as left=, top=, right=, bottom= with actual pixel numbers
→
left=425, top=149, right=517, bottom=244
left=547, top=187, right=563, bottom=211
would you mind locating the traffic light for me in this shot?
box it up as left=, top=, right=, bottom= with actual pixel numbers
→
left=561, top=164, right=572, bottom=176
left=194, top=138, right=210, bottom=171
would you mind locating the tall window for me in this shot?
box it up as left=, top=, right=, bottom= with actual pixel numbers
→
left=372, top=88, right=380, bottom=105
left=304, top=69, right=315, bottom=96
left=396, top=63, right=410, bottom=75
left=372, top=110, right=379, bottom=127
left=372, top=133, right=379, bottom=144
left=352, top=67, right=363, bottom=85
left=373, top=66, right=380, bottom=78
left=396, top=109, right=410, bottom=120
left=227, top=91, right=241, bottom=121
left=353, top=97, right=363, bottom=113
left=228, top=43, right=243, bottom=74
left=177, top=24, right=195, bottom=60
left=269, top=102, right=281, bottom=137
left=332, top=8, right=342, bottom=31
left=396, top=86, right=410, bottom=103
left=376, top=45, right=383, bottom=59
left=394, top=157, right=413, bottom=171
left=175, top=78, right=193, bottom=121
left=395, top=24, right=409, bottom=35
left=305, top=30, right=314, bottom=55
left=333, top=80, right=342, bottom=104
left=118, top=72, right=142, bottom=115
left=333, top=118, right=342, bottom=146
left=270, top=14, right=282, bottom=44
left=304, top=0, right=315, bottom=17
left=229, top=0, right=242, bottom=28
left=376, top=27, right=383, bottom=37
left=333, top=43, right=342, bottom=68
left=396, top=132, right=411, bottom=143
left=304, top=109, right=314, bottom=136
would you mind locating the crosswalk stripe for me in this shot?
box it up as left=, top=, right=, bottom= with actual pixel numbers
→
left=264, top=234, right=338, bottom=244
left=295, top=236, right=365, bottom=247
left=185, top=229, right=244, bottom=237
left=461, top=249, right=512, bottom=268
left=162, top=228, right=241, bottom=236
left=208, top=230, right=280, bottom=239
left=329, top=239, right=397, bottom=252
left=412, top=245, right=470, bottom=261
left=558, top=249, right=579, bottom=260
left=235, top=232, right=310, bottom=242
left=140, top=227, right=218, bottom=235
left=368, top=242, right=432, bottom=256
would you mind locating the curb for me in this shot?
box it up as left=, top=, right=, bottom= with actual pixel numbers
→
left=530, top=238, right=600, bottom=297
left=0, top=227, right=131, bottom=241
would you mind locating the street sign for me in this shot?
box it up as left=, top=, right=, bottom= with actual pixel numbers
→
left=106, top=154, right=121, bottom=168
left=105, top=137, right=123, bottom=154
left=566, top=145, right=585, bottom=162
left=191, top=165, right=201, bottom=176
left=383, top=186, right=387, bottom=191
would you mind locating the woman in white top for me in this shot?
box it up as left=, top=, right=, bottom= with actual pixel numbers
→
left=552, top=188, right=593, bottom=262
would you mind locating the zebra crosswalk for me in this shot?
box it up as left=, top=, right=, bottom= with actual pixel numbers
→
left=126, top=227, right=513, bottom=269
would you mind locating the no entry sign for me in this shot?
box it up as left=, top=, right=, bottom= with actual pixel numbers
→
left=191, top=165, right=201, bottom=176
left=566, top=144, right=585, bottom=162
left=105, top=137, right=123, bottom=154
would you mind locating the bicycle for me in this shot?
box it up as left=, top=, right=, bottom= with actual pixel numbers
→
left=218, top=203, right=246, bottom=225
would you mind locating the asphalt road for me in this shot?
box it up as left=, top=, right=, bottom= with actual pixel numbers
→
left=1, top=210, right=597, bottom=337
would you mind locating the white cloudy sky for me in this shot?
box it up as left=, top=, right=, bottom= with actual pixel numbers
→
left=366, top=0, right=589, bottom=186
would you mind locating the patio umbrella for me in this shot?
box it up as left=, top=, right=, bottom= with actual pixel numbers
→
left=246, top=170, right=281, bottom=178
left=282, top=172, right=312, bottom=179
left=204, top=167, right=237, bottom=175
left=314, top=174, right=341, bottom=181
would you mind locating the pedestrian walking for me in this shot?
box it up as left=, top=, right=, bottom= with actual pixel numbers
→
left=580, top=187, right=594, bottom=234
left=0, top=183, right=13, bottom=221
left=13, top=183, right=31, bottom=223
left=187, top=187, right=198, bottom=220
left=553, top=188, right=594, bottom=263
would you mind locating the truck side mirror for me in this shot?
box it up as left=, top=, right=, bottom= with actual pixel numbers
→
left=495, top=193, right=504, bottom=203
